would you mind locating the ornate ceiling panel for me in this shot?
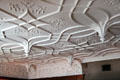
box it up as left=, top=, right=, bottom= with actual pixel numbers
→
left=0, top=0, right=120, bottom=63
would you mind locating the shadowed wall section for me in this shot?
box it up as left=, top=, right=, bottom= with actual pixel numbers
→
left=83, top=59, right=120, bottom=80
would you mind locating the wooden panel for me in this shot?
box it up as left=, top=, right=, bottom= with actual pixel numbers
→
left=0, top=75, right=83, bottom=80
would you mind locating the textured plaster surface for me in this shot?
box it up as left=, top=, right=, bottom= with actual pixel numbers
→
left=0, top=55, right=82, bottom=79
left=0, top=0, right=120, bottom=79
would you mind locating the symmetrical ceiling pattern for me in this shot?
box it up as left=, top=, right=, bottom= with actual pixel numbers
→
left=0, top=0, right=120, bottom=62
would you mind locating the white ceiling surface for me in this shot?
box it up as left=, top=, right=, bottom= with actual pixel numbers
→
left=0, top=0, right=120, bottom=62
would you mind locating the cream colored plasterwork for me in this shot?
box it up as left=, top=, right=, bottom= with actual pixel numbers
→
left=0, top=0, right=120, bottom=63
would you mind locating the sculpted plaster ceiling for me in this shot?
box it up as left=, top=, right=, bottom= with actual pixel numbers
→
left=0, top=0, right=120, bottom=63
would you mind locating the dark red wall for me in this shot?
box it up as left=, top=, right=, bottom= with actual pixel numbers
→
left=0, top=75, right=83, bottom=80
